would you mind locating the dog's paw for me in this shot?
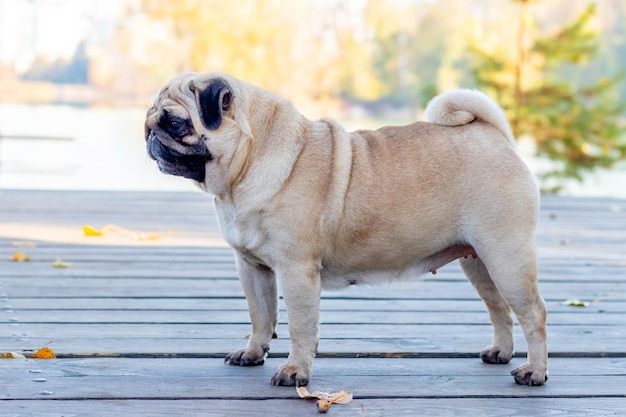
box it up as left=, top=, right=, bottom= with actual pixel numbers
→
left=224, top=345, right=269, bottom=367
left=480, top=345, right=513, bottom=364
left=511, top=364, right=549, bottom=386
left=271, top=364, right=310, bottom=387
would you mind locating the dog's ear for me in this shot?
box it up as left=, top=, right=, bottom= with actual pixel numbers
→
left=194, top=79, right=232, bottom=130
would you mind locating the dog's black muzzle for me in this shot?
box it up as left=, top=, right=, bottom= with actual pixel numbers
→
left=146, top=131, right=212, bottom=183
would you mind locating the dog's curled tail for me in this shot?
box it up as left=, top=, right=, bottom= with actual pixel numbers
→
left=424, top=89, right=515, bottom=145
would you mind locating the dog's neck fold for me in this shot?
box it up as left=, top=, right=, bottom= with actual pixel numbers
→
left=215, top=89, right=306, bottom=205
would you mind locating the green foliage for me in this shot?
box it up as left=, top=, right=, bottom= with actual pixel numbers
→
left=137, top=0, right=626, bottom=192
left=470, top=2, right=626, bottom=192
left=354, top=0, right=467, bottom=108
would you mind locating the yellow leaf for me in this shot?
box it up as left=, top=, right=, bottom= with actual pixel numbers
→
left=83, top=225, right=106, bottom=236
left=11, top=252, right=30, bottom=262
left=83, top=224, right=162, bottom=241
left=0, top=352, right=27, bottom=359
left=560, top=298, right=591, bottom=308
left=32, top=347, right=56, bottom=359
left=53, top=259, right=72, bottom=268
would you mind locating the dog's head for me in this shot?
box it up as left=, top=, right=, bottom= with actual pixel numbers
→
left=145, top=72, right=253, bottom=193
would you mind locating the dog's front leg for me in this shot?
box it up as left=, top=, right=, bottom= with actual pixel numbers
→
left=271, top=264, right=321, bottom=387
left=225, top=253, right=278, bottom=367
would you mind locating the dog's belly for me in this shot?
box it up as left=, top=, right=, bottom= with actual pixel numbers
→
left=320, top=244, right=476, bottom=290
left=320, top=265, right=423, bottom=290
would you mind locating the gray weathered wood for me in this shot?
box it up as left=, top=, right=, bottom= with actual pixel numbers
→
left=2, top=398, right=626, bottom=417
left=3, top=325, right=625, bottom=355
left=3, top=358, right=626, bottom=399
left=1, top=190, right=625, bottom=416
left=5, top=297, right=626, bottom=313
left=5, top=309, right=625, bottom=326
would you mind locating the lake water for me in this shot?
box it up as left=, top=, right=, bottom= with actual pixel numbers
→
left=1, top=104, right=625, bottom=198
left=0, top=104, right=197, bottom=192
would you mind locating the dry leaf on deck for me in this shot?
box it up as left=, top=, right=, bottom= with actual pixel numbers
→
left=560, top=298, right=591, bottom=308
left=83, top=224, right=161, bottom=241
left=83, top=224, right=106, bottom=236
left=52, top=259, right=72, bottom=268
left=0, top=352, right=27, bottom=359
left=296, top=386, right=353, bottom=413
left=11, top=252, right=30, bottom=262
left=32, top=346, right=56, bottom=359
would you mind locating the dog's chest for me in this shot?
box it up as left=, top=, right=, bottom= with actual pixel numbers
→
left=214, top=200, right=263, bottom=252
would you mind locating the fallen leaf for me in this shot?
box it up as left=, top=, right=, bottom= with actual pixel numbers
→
left=32, top=347, right=56, bottom=359
left=11, top=252, right=30, bottom=262
left=0, top=352, right=27, bottom=359
left=83, top=225, right=106, bottom=236
left=317, top=400, right=332, bottom=413
left=82, top=224, right=161, bottom=241
left=296, top=386, right=353, bottom=413
left=53, top=259, right=72, bottom=268
left=560, top=298, right=591, bottom=308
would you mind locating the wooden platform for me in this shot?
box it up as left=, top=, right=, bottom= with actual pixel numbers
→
left=1, top=190, right=625, bottom=416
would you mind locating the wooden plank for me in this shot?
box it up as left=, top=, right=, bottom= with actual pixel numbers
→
left=3, top=261, right=625, bottom=283
left=3, top=237, right=624, bottom=254
left=0, top=192, right=218, bottom=230
left=2, top=190, right=623, bottom=211
left=2, top=358, right=626, bottom=400
left=2, top=241, right=625, bottom=264
left=0, top=250, right=237, bottom=263
left=3, top=326, right=625, bottom=354
left=2, top=336, right=497, bottom=357
left=2, top=398, right=626, bottom=417
left=0, top=264, right=239, bottom=279
left=4, top=309, right=625, bottom=326
left=4, top=296, right=626, bottom=313
left=2, top=357, right=621, bottom=377
left=2, top=239, right=624, bottom=263
left=2, top=256, right=625, bottom=280
left=2, top=277, right=624, bottom=301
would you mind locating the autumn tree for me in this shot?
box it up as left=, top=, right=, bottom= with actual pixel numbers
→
left=136, top=0, right=345, bottom=115
left=338, top=0, right=474, bottom=110
left=470, top=1, right=626, bottom=191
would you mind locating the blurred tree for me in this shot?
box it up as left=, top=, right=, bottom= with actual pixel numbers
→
left=23, top=41, right=89, bottom=85
left=343, top=0, right=472, bottom=109
left=470, top=1, right=626, bottom=191
left=138, top=0, right=342, bottom=113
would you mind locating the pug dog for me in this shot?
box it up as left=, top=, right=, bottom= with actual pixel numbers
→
left=145, top=72, right=548, bottom=387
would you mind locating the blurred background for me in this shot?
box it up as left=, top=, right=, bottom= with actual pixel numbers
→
left=0, top=0, right=624, bottom=195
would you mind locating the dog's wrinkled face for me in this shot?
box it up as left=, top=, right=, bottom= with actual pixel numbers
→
left=145, top=74, right=233, bottom=183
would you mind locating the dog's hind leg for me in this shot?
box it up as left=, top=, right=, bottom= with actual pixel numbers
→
left=460, top=256, right=514, bottom=365
left=476, top=244, right=548, bottom=386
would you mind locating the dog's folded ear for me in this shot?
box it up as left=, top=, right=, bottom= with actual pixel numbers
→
left=192, top=79, right=232, bottom=130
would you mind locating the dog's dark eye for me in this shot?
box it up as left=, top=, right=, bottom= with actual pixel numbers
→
left=158, top=112, right=190, bottom=138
